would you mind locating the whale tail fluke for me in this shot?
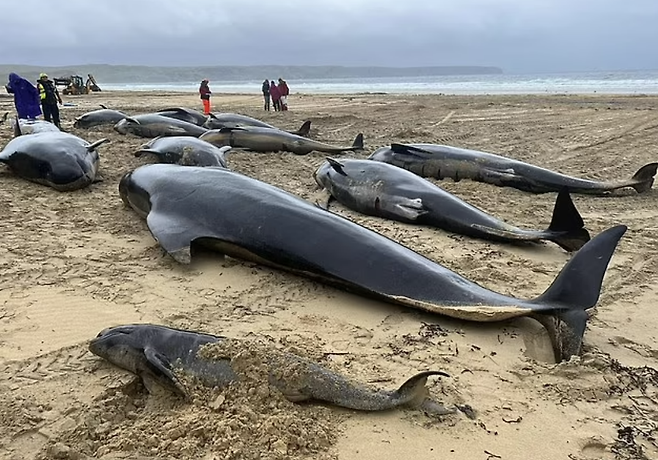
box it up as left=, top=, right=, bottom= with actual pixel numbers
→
left=630, top=163, right=658, bottom=193
left=350, top=133, right=364, bottom=151
left=545, top=188, right=591, bottom=252
left=531, top=224, right=627, bottom=361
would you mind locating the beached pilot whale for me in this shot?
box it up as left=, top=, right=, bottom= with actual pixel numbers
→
left=200, top=127, right=363, bottom=155
left=114, top=114, right=208, bottom=138
left=203, top=112, right=312, bottom=137
left=0, top=128, right=107, bottom=191
left=135, top=136, right=230, bottom=168
left=12, top=118, right=60, bottom=136
left=119, top=164, right=627, bottom=362
left=89, top=324, right=459, bottom=416
left=157, top=107, right=209, bottom=127
left=314, top=158, right=590, bottom=252
left=369, top=143, right=658, bottom=195
left=73, top=105, right=128, bottom=129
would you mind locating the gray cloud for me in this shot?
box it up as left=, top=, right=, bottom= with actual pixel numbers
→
left=2, top=0, right=657, bottom=72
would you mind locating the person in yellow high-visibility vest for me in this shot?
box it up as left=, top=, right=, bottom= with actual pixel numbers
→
left=37, top=73, right=63, bottom=128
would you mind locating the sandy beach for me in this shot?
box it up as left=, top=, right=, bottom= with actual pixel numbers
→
left=0, top=91, right=657, bottom=460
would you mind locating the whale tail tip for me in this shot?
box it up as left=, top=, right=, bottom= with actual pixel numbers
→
left=546, top=188, right=591, bottom=252
left=351, top=133, right=364, bottom=151
left=630, top=163, right=658, bottom=193
left=532, top=224, right=627, bottom=361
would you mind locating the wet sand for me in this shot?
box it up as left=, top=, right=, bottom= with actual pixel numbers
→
left=0, top=91, right=657, bottom=459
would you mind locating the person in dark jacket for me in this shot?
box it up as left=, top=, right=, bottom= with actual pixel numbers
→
left=278, top=78, right=290, bottom=111
left=199, top=79, right=212, bottom=114
left=5, top=72, right=42, bottom=119
left=262, top=79, right=271, bottom=111
left=37, top=73, right=62, bottom=128
left=269, top=81, right=281, bottom=112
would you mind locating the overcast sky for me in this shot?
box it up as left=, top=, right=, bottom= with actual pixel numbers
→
left=1, top=0, right=656, bottom=73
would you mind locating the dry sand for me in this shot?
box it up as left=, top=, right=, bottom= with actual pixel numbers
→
left=0, top=91, right=657, bottom=460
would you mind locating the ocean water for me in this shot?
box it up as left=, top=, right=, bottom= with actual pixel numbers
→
left=101, top=70, right=658, bottom=95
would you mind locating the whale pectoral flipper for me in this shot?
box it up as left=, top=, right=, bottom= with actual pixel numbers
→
left=374, top=195, right=428, bottom=221
left=394, top=197, right=429, bottom=220
left=326, top=158, right=347, bottom=176
left=311, top=189, right=335, bottom=210
left=87, top=138, right=110, bottom=152
left=390, top=143, right=434, bottom=158
left=166, top=127, right=189, bottom=136
left=143, top=346, right=188, bottom=397
left=217, top=146, right=232, bottom=167
left=218, top=127, right=248, bottom=133
left=146, top=209, right=201, bottom=264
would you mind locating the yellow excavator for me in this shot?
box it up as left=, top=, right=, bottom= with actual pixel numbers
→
left=54, top=74, right=102, bottom=95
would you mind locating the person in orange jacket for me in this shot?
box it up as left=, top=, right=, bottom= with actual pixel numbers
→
left=199, top=79, right=212, bottom=114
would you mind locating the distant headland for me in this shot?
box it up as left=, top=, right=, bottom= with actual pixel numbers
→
left=0, top=64, right=503, bottom=83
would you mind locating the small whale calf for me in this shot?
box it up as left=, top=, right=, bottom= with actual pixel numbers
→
left=89, top=324, right=458, bottom=415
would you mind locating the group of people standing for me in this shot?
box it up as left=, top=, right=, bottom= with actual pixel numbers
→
left=262, top=78, right=290, bottom=111
left=198, top=77, right=291, bottom=114
left=5, top=72, right=64, bottom=128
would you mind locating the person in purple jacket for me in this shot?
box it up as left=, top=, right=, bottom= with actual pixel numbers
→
left=269, top=80, right=281, bottom=111
left=5, top=73, right=42, bottom=119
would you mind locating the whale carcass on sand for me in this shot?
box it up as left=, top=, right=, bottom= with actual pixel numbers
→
left=114, top=114, right=208, bottom=138
left=12, top=118, right=60, bottom=136
left=135, top=136, right=230, bottom=168
left=157, top=107, right=209, bottom=126
left=119, top=164, right=628, bottom=362
left=89, top=324, right=460, bottom=416
left=203, top=112, right=312, bottom=136
left=369, top=143, right=658, bottom=195
left=314, top=158, right=590, bottom=252
left=200, top=127, right=363, bottom=155
left=73, top=105, right=128, bottom=129
left=0, top=131, right=108, bottom=190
